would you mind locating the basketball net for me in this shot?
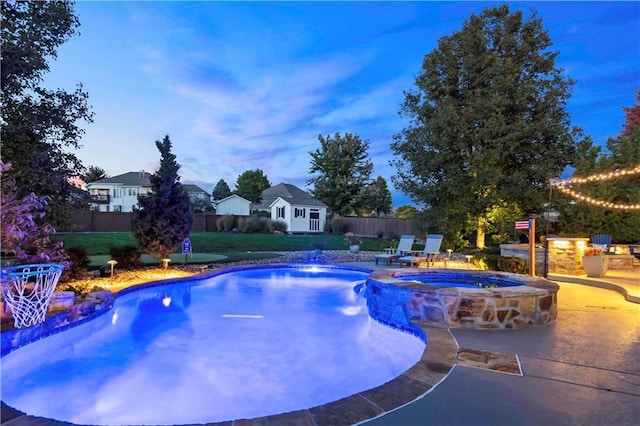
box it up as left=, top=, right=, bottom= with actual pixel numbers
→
left=1, top=263, right=64, bottom=328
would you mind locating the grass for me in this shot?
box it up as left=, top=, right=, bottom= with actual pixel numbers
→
left=52, top=232, right=392, bottom=256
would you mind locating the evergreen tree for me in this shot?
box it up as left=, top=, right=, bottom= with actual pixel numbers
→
left=1, top=0, right=93, bottom=228
left=234, top=170, right=270, bottom=204
left=83, top=166, right=108, bottom=183
left=391, top=5, right=578, bottom=248
left=308, top=132, right=373, bottom=215
left=212, top=179, right=232, bottom=201
left=132, top=136, right=194, bottom=260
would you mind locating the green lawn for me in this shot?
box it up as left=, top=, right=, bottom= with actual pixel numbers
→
left=52, top=232, right=391, bottom=256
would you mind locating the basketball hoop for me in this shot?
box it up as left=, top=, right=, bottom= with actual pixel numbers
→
left=1, top=263, right=64, bottom=328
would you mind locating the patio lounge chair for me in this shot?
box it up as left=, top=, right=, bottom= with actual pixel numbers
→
left=397, top=234, right=443, bottom=267
left=374, top=235, right=415, bottom=265
left=591, top=234, right=613, bottom=252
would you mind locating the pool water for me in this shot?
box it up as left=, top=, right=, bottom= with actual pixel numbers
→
left=393, top=273, right=525, bottom=288
left=1, top=266, right=425, bottom=425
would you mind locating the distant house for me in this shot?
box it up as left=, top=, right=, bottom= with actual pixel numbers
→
left=216, top=194, right=251, bottom=216
left=258, top=183, right=327, bottom=233
left=183, top=184, right=211, bottom=205
left=86, top=172, right=210, bottom=212
left=85, top=171, right=152, bottom=212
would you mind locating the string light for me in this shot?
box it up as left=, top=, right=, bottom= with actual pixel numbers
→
left=552, top=164, right=640, bottom=210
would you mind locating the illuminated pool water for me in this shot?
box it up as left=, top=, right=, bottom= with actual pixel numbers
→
left=392, top=272, right=524, bottom=288
left=1, top=265, right=425, bottom=425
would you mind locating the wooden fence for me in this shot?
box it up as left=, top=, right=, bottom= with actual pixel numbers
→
left=332, top=216, right=424, bottom=238
left=63, top=212, right=424, bottom=237
left=65, top=212, right=220, bottom=232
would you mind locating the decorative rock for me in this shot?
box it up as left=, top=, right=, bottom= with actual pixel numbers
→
left=539, top=295, right=553, bottom=310
left=71, top=301, right=95, bottom=318
left=48, top=291, right=75, bottom=312
left=482, top=305, right=496, bottom=322
left=83, top=290, right=114, bottom=306
left=457, top=298, right=486, bottom=317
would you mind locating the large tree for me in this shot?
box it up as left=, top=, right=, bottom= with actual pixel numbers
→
left=212, top=178, right=232, bottom=201
left=391, top=5, right=578, bottom=248
left=132, top=136, right=194, bottom=261
left=234, top=169, right=270, bottom=205
left=1, top=0, right=93, bottom=228
left=308, top=132, right=373, bottom=216
left=362, top=176, right=393, bottom=216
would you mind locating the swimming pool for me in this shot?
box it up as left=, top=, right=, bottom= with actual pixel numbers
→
left=1, top=265, right=425, bottom=425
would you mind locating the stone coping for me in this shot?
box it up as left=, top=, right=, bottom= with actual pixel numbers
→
left=371, top=268, right=559, bottom=294
left=1, top=264, right=461, bottom=426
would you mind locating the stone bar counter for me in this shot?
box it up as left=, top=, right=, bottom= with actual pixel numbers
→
left=547, top=237, right=589, bottom=275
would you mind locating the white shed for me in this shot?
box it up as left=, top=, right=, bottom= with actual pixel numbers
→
left=270, top=196, right=327, bottom=234
left=216, top=194, right=251, bottom=216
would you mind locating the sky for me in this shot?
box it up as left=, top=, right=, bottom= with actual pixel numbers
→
left=45, top=1, right=640, bottom=208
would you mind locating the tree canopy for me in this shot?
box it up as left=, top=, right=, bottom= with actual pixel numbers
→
left=132, top=136, right=194, bottom=260
left=234, top=169, right=271, bottom=204
left=212, top=179, right=233, bottom=201
left=0, top=0, right=93, bottom=227
left=555, top=92, right=640, bottom=242
left=308, top=132, right=373, bottom=216
left=83, top=166, right=108, bottom=183
left=361, top=176, right=393, bottom=216
left=391, top=5, right=578, bottom=248
left=0, top=162, right=68, bottom=265
left=394, top=205, right=420, bottom=219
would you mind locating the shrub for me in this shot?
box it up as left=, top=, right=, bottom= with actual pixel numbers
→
left=109, top=245, right=142, bottom=270
left=216, top=215, right=236, bottom=231
left=497, top=256, right=528, bottom=274
left=238, top=216, right=269, bottom=233
left=269, top=220, right=288, bottom=233
left=376, top=230, right=384, bottom=239
left=475, top=253, right=527, bottom=274
left=252, top=210, right=271, bottom=218
left=59, top=246, right=91, bottom=283
left=330, top=219, right=346, bottom=235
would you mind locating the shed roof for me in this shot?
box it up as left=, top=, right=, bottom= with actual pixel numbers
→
left=257, top=183, right=326, bottom=209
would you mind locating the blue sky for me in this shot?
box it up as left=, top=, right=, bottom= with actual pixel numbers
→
left=46, top=1, right=640, bottom=207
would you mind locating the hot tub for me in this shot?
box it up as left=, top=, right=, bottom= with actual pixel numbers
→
left=365, top=269, right=559, bottom=329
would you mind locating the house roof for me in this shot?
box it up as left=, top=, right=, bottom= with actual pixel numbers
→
left=217, top=194, right=251, bottom=204
left=183, top=184, right=209, bottom=195
left=257, top=183, right=326, bottom=209
left=87, top=171, right=151, bottom=186
left=87, top=173, right=208, bottom=196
